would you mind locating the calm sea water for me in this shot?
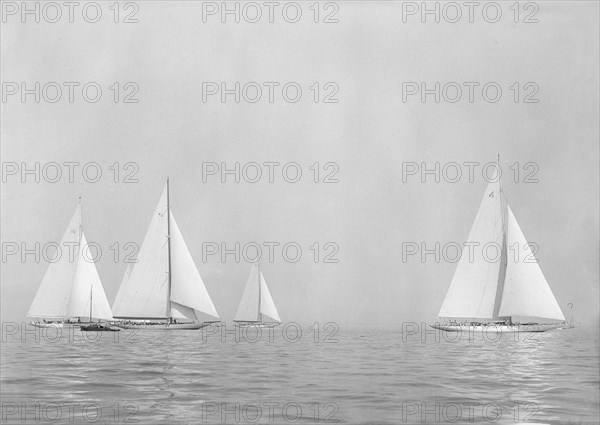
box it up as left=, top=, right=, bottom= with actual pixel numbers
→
left=1, top=324, right=598, bottom=424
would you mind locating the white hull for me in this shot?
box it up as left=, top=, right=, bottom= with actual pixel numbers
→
left=429, top=323, right=562, bottom=333
left=29, top=322, right=64, bottom=328
left=113, top=322, right=212, bottom=331
left=234, top=322, right=280, bottom=328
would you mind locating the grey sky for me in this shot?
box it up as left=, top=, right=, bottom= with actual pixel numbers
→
left=1, top=1, right=598, bottom=327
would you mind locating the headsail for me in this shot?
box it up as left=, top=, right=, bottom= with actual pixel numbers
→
left=169, top=212, right=219, bottom=322
left=259, top=271, right=281, bottom=322
left=498, top=206, right=565, bottom=321
left=438, top=171, right=506, bottom=319
left=67, top=232, right=113, bottom=320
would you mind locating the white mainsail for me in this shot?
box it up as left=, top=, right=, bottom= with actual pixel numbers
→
left=28, top=203, right=113, bottom=321
left=438, top=176, right=505, bottom=319
left=111, top=187, right=169, bottom=318
left=438, top=165, right=564, bottom=322
left=28, top=206, right=80, bottom=319
left=111, top=182, right=219, bottom=322
left=234, top=263, right=281, bottom=323
left=120, top=262, right=134, bottom=290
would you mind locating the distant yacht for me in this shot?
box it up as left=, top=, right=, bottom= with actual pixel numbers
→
left=430, top=159, right=566, bottom=333
left=111, top=179, right=220, bottom=330
left=28, top=199, right=113, bottom=328
left=234, top=262, right=281, bottom=327
left=80, top=286, right=120, bottom=332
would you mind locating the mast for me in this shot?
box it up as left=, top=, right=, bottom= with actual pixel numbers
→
left=78, top=195, right=83, bottom=282
left=78, top=196, right=82, bottom=242
left=492, top=154, right=509, bottom=321
left=166, top=178, right=172, bottom=322
left=79, top=196, right=84, bottom=323
left=257, top=263, right=262, bottom=323
left=89, top=285, right=93, bottom=323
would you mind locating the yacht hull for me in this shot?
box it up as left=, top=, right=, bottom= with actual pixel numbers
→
left=429, top=323, right=562, bottom=333
left=80, top=324, right=120, bottom=332
left=113, top=322, right=212, bottom=330
left=234, top=322, right=281, bottom=328
left=29, top=322, right=64, bottom=328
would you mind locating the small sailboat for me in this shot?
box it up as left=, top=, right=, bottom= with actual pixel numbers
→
left=80, top=286, right=120, bottom=332
left=28, top=199, right=114, bottom=328
left=111, top=179, right=220, bottom=330
left=430, top=158, right=566, bottom=333
left=234, top=262, right=281, bottom=327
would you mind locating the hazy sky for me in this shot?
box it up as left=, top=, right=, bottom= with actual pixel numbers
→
left=2, top=1, right=598, bottom=327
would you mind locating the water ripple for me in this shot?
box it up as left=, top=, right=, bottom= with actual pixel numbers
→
left=1, top=327, right=598, bottom=424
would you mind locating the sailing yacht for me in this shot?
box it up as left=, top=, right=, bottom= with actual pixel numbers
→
left=80, top=286, right=120, bottom=332
left=111, top=180, right=220, bottom=330
left=28, top=199, right=114, bottom=327
left=234, top=262, right=281, bottom=327
left=430, top=160, right=566, bottom=333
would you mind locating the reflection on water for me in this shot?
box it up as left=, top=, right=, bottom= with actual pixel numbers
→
left=1, top=325, right=598, bottom=424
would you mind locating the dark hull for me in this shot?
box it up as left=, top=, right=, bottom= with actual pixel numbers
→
left=80, top=324, right=120, bottom=332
